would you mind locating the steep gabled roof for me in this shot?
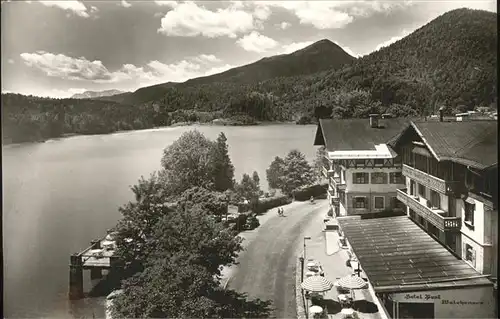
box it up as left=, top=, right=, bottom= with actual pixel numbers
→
left=313, top=118, right=410, bottom=151
left=410, top=121, right=498, bottom=170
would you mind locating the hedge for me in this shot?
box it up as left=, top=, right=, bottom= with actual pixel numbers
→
left=238, top=195, right=292, bottom=214
left=293, top=183, right=328, bottom=201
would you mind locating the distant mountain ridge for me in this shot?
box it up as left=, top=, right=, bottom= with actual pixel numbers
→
left=99, top=39, right=356, bottom=105
left=71, top=89, right=127, bottom=99
left=2, top=8, right=497, bottom=144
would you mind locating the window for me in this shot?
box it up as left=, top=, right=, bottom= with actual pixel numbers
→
left=389, top=172, right=403, bottom=184
left=465, top=244, right=476, bottom=267
left=374, top=159, right=384, bottom=165
left=418, top=184, right=426, bottom=197
left=430, top=190, right=441, bottom=209
left=374, top=196, right=385, bottom=209
left=354, top=197, right=367, bottom=209
left=371, top=172, right=388, bottom=184
left=464, top=200, right=475, bottom=226
left=353, top=172, right=369, bottom=184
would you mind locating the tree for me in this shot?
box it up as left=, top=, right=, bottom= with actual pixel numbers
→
left=178, top=186, right=228, bottom=218
left=160, top=130, right=216, bottom=195
left=112, top=201, right=269, bottom=318
left=282, top=150, right=315, bottom=195
left=114, top=173, right=176, bottom=273
left=235, top=173, right=260, bottom=202
left=266, top=156, right=286, bottom=190
left=313, top=146, right=329, bottom=183
left=210, top=132, right=235, bottom=192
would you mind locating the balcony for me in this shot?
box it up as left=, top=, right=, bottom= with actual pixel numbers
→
left=322, top=167, right=335, bottom=178
left=402, top=164, right=462, bottom=195
left=396, top=188, right=461, bottom=232
left=331, top=176, right=346, bottom=190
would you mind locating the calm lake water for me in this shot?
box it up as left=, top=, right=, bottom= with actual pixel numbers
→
left=2, top=124, right=317, bottom=318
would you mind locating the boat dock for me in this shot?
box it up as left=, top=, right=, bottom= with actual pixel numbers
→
left=69, top=229, right=123, bottom=300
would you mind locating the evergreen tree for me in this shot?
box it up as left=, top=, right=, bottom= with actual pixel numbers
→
left=211, top=132, right=235, bottom=191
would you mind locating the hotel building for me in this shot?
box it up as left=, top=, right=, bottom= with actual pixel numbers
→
left=314, top=115, right=408, bottom=218
left=332, top=116, right=497, bottom=319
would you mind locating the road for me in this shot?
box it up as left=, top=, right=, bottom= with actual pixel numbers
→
left=225, top=199, right=329, bottom=318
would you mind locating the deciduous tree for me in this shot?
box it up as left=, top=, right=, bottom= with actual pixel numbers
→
left=282, top=150, right=315, bottom=195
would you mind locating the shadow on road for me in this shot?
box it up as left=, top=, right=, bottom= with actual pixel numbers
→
left=315, top=299, right=342, bottom=314
left=353, top=299, right=379, bottom=313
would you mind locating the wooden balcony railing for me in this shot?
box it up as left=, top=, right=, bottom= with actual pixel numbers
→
left=396, top=188, right=461, bottom=232
left=402, top=164, right=462, bottom=195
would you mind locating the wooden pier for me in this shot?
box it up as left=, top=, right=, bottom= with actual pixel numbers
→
left=69, top=229, right=122, bottom=300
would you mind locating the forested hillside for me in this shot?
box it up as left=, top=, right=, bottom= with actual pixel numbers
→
left=2, top=8, right=497, bottom=144
left=1, top=94, right=154, bottom=143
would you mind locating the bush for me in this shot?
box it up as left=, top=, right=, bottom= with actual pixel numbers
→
left=293, top=183, right=328, bottom=201
left=238, top=195, right=292, bottom=214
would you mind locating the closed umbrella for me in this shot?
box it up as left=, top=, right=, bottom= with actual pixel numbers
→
left=301, top=276, right=333, bottom=292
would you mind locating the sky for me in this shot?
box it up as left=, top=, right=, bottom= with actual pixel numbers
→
left=1, top=0, right=497, bottom=98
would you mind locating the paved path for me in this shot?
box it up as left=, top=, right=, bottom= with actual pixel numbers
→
left=224, top=199, right=329, bottom=318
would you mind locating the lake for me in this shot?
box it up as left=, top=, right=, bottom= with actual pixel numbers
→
left=2, top=124, right=318, bottom=318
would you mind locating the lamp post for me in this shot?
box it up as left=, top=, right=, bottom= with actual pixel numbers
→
left=303, top=236, right=311, bottom=261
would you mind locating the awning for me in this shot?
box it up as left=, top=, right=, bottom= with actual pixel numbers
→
left=412, top=146, right=432, bottom=157
left=464, top=197, right=475, bottom=204
left=337, top=216, right=492, bottom=293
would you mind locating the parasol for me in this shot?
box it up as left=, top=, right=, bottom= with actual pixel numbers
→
left=301, top=276, right=333, bottom=292
left=337, top=275, right=367, bottom=290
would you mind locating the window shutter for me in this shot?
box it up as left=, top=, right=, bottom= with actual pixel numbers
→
left=364, top=197, right=369, bottom=209
left=352, top=197, right=356, bottom=208
left=352, top=173, right=357, bottom=183
left=472, top=249, right=476, bottom=268
left=364, top=173, right=369, bottom=184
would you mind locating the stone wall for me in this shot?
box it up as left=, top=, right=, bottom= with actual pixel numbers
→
left=295, top=257, right=307, bottom=319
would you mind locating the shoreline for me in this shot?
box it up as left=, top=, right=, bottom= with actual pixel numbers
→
left=2, top=120, right=311, bottom=147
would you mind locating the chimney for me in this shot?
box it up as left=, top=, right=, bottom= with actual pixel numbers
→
left=369, top=114, right=379, bottom=128
left=438, top=106, right=444, bottom=122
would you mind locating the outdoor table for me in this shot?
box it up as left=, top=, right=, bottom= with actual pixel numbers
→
left=340, top=308, right=357, bottom=319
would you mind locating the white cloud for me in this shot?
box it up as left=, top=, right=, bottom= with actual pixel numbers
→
left=253, top=4, right=271, bottom=20
left=19, top=51, right=232, bottom=89
left=192, top=54, right=222, bottom=64
left=8, top=59, right=15, bottom=64
left=154, top=0, right=178, bottom=8
left=280, top=41, right=314, bottom=54
left=90, top=5, right=98, bottom=13
left=236, top=31, right=278, bottom=53
left=20, top=51, right=112, bottom=81
left=244, top=1, right=413, bottom=29
left=157, top=1, right=255, bottom=38
left=120, top=0, right=131, bottom=8
left=37, top=0, right=89, bottom=18
left=374, top=29, right=411, bottom=51
left=279, top=21, right=291, bottom=29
